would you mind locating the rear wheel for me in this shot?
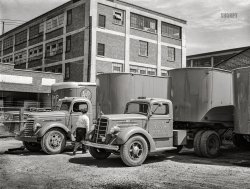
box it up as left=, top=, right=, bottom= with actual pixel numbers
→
left=200, top=130, right=221, bottom=158
left=23, top=141, right=41, bottom=152
left=41, top=129, right=66, bottom=155
left=89, top=147, right=111, bottom=160
left=120, top=135, right=148, bottom=167
left=194, top=130, right=205, bottom=157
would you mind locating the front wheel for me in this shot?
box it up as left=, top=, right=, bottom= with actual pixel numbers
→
left=120, top=135, right=148, bottom=167
left=41, top=129, right=66, bottom=155
left=23, top=141, right=41, bottom=152
left=89, top=147, right=111, bottom=160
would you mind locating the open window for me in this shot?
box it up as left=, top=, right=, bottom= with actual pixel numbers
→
left=152, top=103, right=169, bottom=115
left=73, top=102, right=88, bottom=113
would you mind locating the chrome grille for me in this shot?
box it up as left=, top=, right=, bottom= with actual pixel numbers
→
left=94, top=118, right=108, bottom=143
left=23, top=119, right=35, bottom=137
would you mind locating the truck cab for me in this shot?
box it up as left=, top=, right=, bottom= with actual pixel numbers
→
left=84, top=98, right=182, bottom=167
left=16, top=97, right=93, bottom=154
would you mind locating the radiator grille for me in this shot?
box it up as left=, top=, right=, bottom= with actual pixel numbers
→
left=23, top=119, right=35, bottom=137
left=93, top=118, right=108, bottom=144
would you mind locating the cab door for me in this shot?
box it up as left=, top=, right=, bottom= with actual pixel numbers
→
left=70, top=101, right=89, bottom=133
left=147, top=102, right=173, bottom=148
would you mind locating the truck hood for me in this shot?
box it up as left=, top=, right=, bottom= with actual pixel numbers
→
left=101, top=114, right=147, bottom=120
left=28, top=111, right=67, bottom=118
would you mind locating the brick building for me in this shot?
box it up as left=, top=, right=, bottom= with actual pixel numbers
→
left=186, top=46, right=250, bottom=68
left=0, top=63, right=63, bottom=107
left=0, top=0, right=186, bottom=82
left=215, top=47, right=250, bottom=71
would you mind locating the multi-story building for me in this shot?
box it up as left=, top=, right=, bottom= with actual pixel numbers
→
left=0, top=0, right=186, bottom=82
left=186, top=46, right=250, bottom=68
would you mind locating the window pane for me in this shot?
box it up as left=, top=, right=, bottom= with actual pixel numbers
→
left=139, top=41, right=148, bottom=56
left=152, top=104, right=169, bottom=115
left=162, top=22, right=181, bottom=39
left=98, top=15, right=106, bottom=28
left=97, top=43, right=105, bottom=56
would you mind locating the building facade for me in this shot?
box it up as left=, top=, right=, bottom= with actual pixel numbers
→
left=186, top=46, right=250, bottom=68
left=0, top=0, right=186, bottom=82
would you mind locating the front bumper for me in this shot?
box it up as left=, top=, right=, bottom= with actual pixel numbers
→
left=15, top=135, right=38, bottom=142
left=82, top=141, right=119, bottom=151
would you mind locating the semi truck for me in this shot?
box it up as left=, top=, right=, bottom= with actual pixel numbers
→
left=16, top=68, right=239, bottom=166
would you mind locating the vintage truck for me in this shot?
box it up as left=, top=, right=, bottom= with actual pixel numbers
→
left=83, top=68, right=234, bottom=166
left=16, top=97, right=94, bottom=154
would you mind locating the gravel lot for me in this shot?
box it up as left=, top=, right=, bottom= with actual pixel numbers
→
left=1, top=137, right=250, bottom=189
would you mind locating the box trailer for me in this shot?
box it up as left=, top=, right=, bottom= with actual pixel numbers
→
left=232, top=67, right=250, bottom=148
left=51, top=73, right=171, bottom=119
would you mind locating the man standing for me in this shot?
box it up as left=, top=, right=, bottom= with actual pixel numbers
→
left=73, top=108, right=89, bottom=155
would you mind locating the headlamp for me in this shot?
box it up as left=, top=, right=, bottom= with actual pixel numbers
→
left=110, top=126, right=121, bottom=134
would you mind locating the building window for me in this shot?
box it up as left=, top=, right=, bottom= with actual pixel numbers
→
left=162, top=22, right=181, bottom=39
left=14, top=51, right=27, bottom=65
left=45, top=65, right=62, bottom=73
left=98, top=14, right=106, bottom=28
left=139, top=41, right=148, bottom=57
left=161, top=70, right=168, bottom=77
left=97, top=43, right=105, bottom=56
left=66, top=36, right=71, bottom=52
left=131, top=13, right=157, bottom=33
left=65, top=63, right=70, bottom=79
left=67, top=9, right=72, bottom=26
left=3, top=36, right=13, bottom=50
left=29, top=45, right=43, bottom=61
left=147, top=68, right=156, bottom=76
left=15, top=30, right=27, bottom=45
left=46, top=13, right=64, bottom=32
left=29, top=23, right=43, bottom=39
left=167, top=47, right=175, bottom=61
left=45, top=39, right=63, bottom=57
left=113, top=10, right=123, bottom=25
left=2, top=55, right=13, bottom=63
left=129, top=65, right=156, bottom=76
left=112, top=63, right=123, bottom=73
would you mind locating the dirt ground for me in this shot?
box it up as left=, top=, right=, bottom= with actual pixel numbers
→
left=0, top=138, right=250, bottom=189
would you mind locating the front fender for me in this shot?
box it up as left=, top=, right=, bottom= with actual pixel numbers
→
left=116, top=126, right=156, bottom=152
left=36, top=122, right=71, bottom=138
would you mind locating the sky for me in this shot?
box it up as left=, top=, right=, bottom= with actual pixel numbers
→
left=0, top=0, right=249, bottom=55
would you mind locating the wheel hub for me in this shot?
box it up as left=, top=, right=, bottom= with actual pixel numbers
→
left=49, top=134, right=62, bottom=148
left=130, top=142, right=143, bottom=159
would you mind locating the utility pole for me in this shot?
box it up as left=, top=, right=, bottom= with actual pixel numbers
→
left=1, top=21, right=4, bottom=34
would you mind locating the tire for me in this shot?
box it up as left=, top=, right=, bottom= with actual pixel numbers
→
left=23, top=141, right=41, bottom=152
left=41, top=128, right=66, bottom=155
left=194, top=130, right=205, bottom=157
left=89, top=147, right=111, bottom=160
left=120, top=135, right=148, bottom=167
left=233, top=134, right=250, bottom=150
left=200, top=130, right=221, bottom=158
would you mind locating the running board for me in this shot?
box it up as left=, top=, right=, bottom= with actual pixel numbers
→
left=151, top=147, right=177, bottom=153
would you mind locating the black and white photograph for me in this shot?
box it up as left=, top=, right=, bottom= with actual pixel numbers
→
left=0, top=0, right=250, bottom=188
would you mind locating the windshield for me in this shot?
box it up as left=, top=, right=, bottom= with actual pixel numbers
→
left=125, top=102, right=149, bottom=115
left=58, top=101, right=72, bottom=111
